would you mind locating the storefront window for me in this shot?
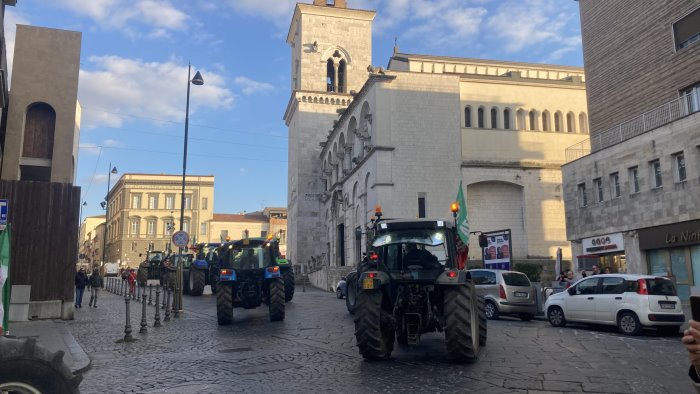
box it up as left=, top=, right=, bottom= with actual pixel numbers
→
left=648, top=250, right=667, bottom=276
left=671, top=249, right=690, bottom=300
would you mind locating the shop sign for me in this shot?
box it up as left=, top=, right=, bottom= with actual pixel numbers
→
left=582, top=233, right=624, bottom=254
left=638, top=219, right=700, bottom=250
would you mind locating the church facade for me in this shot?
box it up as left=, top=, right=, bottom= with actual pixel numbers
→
left=284, top=1, right=590, bottom=288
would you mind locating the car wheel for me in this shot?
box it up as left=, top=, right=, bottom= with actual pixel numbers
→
left=547, top=306, right=566, bottom=327
left=618, top=312, right=642, bottom=336
left=336, top=287, right=343, bottom=299
left=484, top=300, right=499, bottom=320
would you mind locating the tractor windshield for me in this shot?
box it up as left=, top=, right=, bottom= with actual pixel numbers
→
left=230, top=247, right=274, bottom=270
left=372, top=229, right=446, bottom=248
left=372, top=230, right=449, bottom=272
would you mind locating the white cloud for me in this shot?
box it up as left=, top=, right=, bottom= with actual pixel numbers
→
left=487, top=0, right=580, bottom=54
left=234, top=76, right=274, bottom=96
left=52, top=0, right=188, bottom=37
left=4, top=9, right=30, bottom=82
left=79, top=56, right=235, bottom=129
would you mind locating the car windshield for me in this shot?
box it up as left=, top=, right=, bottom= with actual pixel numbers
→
left=372, top=229, right=447, bottom=248
left=502, top=272, right=531, bottom=287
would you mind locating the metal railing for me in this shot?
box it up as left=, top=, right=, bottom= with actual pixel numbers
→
left=565, top=90, right=700, bottom=161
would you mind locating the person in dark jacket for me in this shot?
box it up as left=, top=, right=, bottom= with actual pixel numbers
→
left=74, top=268, right=88, bottom=308
left=88, top=268, right=103, bottom=308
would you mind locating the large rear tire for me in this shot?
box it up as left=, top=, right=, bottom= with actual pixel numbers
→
left=444, top=283, right=479, bottom=363
left=269, top=279, right=286, bottom=322
left=477, top=295, right=487, bottom=347
left=354, top=289, right=393, bottom=360
left=189, top=269, right=206, bottom=296
left=345, top=272, right=358, bottom=314
left=216, top=284, right=233, bottom=325
left=0, top=337, right=82, bottom=394
left=283, top=269, right=295, bottom=302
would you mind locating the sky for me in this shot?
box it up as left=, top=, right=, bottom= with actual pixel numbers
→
left=4, top=0, right=583, bottom=220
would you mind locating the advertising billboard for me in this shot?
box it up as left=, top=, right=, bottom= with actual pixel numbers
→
left=483, top=229, right=512, bottom=270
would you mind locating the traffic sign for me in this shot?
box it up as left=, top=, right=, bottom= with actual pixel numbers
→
left=0, top=199, right=8, bottom=231
left=172, top=230, right=189, bottom=248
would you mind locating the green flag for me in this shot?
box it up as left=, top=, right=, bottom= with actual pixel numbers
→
left=456, top=182, right=469, bottom=244
left=0, top=224, right=11, bottom=334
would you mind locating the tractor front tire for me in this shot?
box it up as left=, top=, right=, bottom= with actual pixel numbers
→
left=189, top=269, right=206, bottom=296
left=354, top=289, right=393, bottom=360
left=216, top=284, right=233, bottom=325
left=269, top=279, right=286, bottom=322
left=345, top=272, right=358, bottom=314
left=444, top=282, right=479, bottom=363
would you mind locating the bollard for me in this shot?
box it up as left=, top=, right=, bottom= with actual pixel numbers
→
left=123, top=295, right=134, bottom=342
left=137, top=285, right=141, bottom=301
left=148, top=284, right=153, bottom=305
left=153, top=287, right=162, bottom=327
left=109, top=278, right=113, bottom=293
left=139, top=293, right=148, bottom=334
left=122, top=280, right=126, bottom=297
left=164, top=288, right=171, bottom=322
left=162, top=286, right=167, bottom=310
left=132, top=283, right=136, bottom=300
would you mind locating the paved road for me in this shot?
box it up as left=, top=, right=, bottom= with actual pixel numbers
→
left=69, top=286, right=695, bottom=393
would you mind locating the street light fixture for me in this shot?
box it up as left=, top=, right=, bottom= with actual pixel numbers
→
left=101, top=164, right=118, bottom=273
left=175, top=63, right=204, bottom=316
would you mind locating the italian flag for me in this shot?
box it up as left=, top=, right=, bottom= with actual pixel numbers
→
left=0, top=224, right=10, bottom=335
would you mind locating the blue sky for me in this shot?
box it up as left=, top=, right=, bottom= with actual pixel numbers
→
left=5, top=0, right=583, bottom=219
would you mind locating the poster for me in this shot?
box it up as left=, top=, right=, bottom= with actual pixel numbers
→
left=483, top=229, right=511, bottom=270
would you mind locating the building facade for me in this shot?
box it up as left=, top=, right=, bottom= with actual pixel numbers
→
left=285, top=1, right=590, bottom=289
left=563, top=1, right=700, bottom=300
left=204, top=208, right=288, bottom=255
left=104, top=174, right=214, bottom=268
left=78, top=215, right=105, bottom=269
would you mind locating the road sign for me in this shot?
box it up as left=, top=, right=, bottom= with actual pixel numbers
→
left=0, top=199, right=8, bottom=231
left=172, top=230, right=189, bottom=248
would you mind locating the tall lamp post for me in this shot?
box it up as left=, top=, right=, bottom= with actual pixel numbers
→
left=100, top=164, right=118, bottom=273
left=175, top=63, right=204, bottom=316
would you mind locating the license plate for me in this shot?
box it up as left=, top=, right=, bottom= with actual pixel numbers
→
left=659, top=302, right=675, bottom=309
left=514, top=292, right=528, bottom=298
left=362, top=278, right=375, bottom=289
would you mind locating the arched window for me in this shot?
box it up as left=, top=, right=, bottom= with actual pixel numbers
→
left=516, top=109, right=526, bottom=130
left=326, top=59, right=335, bottom=92
left=503, top=108, right=511, bottom=129
left=542, top=111, right=550, bottom=131
left=338, top=60, right=347, bottom=93
left=529, top=110, right=537, bottom=130
left=464, top=106, right=472, bottom=128
left=477, top=107, right=485, bottom=128
left=490, top=107, right=498, bottom=129
left=579, top=112, right=588, bottom=134
left=554, top=112, right=562, bottom=132
left=567, top=112, right=576, bottom=133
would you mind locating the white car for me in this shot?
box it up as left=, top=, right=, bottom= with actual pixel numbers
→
left=544, top=274, right=685, bottom=335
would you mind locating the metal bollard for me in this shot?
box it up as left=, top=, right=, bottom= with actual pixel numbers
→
left=162, top=286, right=167, bottom=309
left=122, top=280, right=126, bottom=297
left=164, top=288, right=171, bottom=322
left=148, top=284, right=153, bottom=305
left=132, top=283, right=136, bottom=300
left=137, top=285, right=141, bottom=301
left=123, top=295, right=134, bottom=341
left=153, top=287, right=162, bottom=327
left=139, top=293, right=148, bottom=334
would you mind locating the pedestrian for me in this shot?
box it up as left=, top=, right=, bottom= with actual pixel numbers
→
left=128, top=268, right=137, bottom=296
left=680, top=319, right=700, bottom=392
left=604, top=267, right=611, bottom=274
left=74, top=268, right=88, bottom=308
left=580, top=270, right=587, bottom=278
left=88, top=268, right=103, bottom=308
left=591, top=264, right=601, bottom=275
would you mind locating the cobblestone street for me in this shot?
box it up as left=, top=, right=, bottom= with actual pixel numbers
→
left=69, top=286, right=695, bottom=394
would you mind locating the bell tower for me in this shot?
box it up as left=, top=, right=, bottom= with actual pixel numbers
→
left=284, top=1, right=374, bottom=268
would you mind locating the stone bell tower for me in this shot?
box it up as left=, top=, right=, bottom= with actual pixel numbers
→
left=284, top=1, right=374, bottom=268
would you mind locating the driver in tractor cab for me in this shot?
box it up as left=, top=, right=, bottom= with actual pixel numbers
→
left=404, top=243, right=440, bottom=270
left=239, top=249, right=258, bottom=270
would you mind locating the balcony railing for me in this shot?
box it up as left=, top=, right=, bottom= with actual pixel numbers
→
left=566, top=90, right=700, bottom=161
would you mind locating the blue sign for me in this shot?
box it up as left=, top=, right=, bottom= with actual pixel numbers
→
left=0, top=199, right=7, bottom=228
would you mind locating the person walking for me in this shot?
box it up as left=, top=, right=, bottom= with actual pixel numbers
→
left=88, top=268, right=103, bottom=308
left=128, top=268, right=137, bottom=296
left=74, top=268, right=88, bottom=308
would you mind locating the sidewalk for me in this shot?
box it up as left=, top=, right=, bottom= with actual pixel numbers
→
left=7, top=319, right=91, bottom=373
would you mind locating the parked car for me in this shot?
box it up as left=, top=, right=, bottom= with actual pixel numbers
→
left=336, top=276, right=347, bottom=299
left=468, top=269, right=537, bottom=321
left=544, top=274, right=685, bottom=336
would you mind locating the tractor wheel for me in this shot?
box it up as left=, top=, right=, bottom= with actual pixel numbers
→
left=0, top=337, right=82, bottom=394
left=283, top=269, right=295, bottom=302
left=477, top=295, right=488, bottom=347
left=345, top=272, right=358, bottom=314
left=269, top=279, right=286, bottom=322
left=216, top=284, right=233, bottom=325
left=443, top=282, right=479, bottom=363
left=189, top=269, right=206, bottom=297
left=210, top=273, right=219, bottom=293
left=354, top=289, right=393, bottom=360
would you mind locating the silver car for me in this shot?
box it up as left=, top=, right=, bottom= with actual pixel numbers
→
left=469, top=269, right=537, bottom=321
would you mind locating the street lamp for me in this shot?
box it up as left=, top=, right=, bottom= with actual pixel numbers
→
left=101, top=163, right=118, bottom=272
left=175, top=63, right=204, bottom=316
